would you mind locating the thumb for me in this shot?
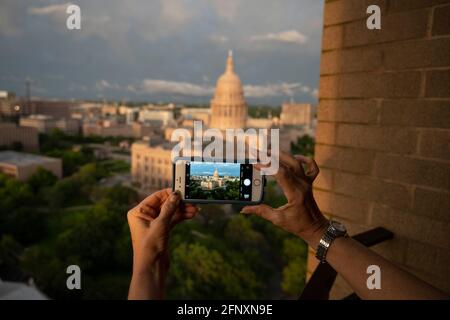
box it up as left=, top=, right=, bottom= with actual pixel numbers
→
left=241, top=204, right=276, bottom=222
left=156, top=191, right=181, bottom=226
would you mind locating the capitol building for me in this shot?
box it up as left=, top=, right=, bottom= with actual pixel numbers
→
left=210, top=51, right=247, bottom=130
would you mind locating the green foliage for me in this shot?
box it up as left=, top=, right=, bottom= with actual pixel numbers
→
left=248, top=105, right=281, bottom=119
left=291, top=134, right=315, bottom=157
left=27, top=167, right=58, bottom=192
left=0, top=235, right=24, bottom=281
left=169, top=243, right=263, bottom=299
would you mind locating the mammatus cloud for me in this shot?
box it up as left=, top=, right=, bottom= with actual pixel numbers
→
left=122, top=78, right=317, bottom=99
left=251, top=30, right=308, bottom=44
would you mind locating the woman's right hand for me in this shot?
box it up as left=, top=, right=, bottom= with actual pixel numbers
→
left=241, top=152, right=329, bottom=247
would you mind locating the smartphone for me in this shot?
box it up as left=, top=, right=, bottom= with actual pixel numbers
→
left=173, top=159, right=265, bottom=204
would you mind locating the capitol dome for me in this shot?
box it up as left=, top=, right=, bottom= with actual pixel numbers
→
left=210, top=51, right=247, bottom=130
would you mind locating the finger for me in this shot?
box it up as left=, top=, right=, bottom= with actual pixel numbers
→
left=241, top=204, right=276, bottom=222
left=140, top=188, right=172, bottom=211
left=294, top=155, right=320, bottom=182
left=137, top=205, right=157, bottom=220
left=273, top=164, right=297, bottom=201
left=156, top=191, right=181, bottom=225
left=279, top=152, right=304, bottom=176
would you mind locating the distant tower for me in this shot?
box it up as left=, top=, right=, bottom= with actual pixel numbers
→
left=210, top=51, right=247, bottom=130
left=213, top=168, right=219, bottom=179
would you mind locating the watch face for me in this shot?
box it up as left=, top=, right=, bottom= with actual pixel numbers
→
left=331, top=221, right=346, bottom=233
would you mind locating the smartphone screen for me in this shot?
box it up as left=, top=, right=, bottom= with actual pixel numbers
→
left=184, top=161, right=254, bottom=201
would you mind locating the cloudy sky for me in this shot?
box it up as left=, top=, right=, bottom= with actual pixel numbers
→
left=0, top=0, right=324, bottom=105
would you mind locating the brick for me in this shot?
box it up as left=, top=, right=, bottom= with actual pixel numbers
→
left=374, top=154, right=450, bottom=189
left=314, top=167, right=333, bottom=191
left=329, top=275, right=353, bottom=300
left=314, top=189, right=370, bottom=222
left=334, top=172, right=412, bottom=210
left=337, top=124, right=418, bottom=154
left=343, top=9, right=429, bottom=48
left=322, top=25, right=344, bottom=51
left=413, top=187, right=450, bottom=222
left=405, top=240, right=450, bottom=277
left=404, top=266, right=450, bottom=294
left=315, top=122, right=336, bottom=144
left=319, top=75, right=340, bottom=98
left=371, top=204, right=450, bottom=249
left=419, top=129, right=450, bottom=160
left=317, top=99, right=378, bottom=124
left=315, top=144, right=375, bottom=174
left=321, top=47, right=383, bottom=75
left=433, top=5, right=450, bottom=36
left=380, top=99, right=450, bottom=128
left=426, top=69, right=450, bottom=98
left=388, top=0, right=450, bottom=12
left=324, top=0, right=388, bottom=26
left=383, top=38, right=450, bottom=70
left=338, top=72, right=422, bottom=98
left=371, top=236, right=408, bottom=265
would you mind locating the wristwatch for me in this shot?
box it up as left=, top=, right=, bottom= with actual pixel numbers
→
left=315, top=220, right=347, bottom=263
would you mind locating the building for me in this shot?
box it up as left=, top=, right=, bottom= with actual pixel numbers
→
left=19, top=115, right=80, bottom=135
left=138, top=108, right=175, bottom=127
left=0, top=151, right=62, bottom=181
left=200, top=169, right=225, bottom=190
left=28, top=100, right=79, bottom=118
left=280, top=103, right=314, bottom=127
left=0, top=122, right=39, bottom=152
left=82, top=122, right=134, bottom=137
left=180, top=108, right=211, bottom=126
left=131, top=141, right=173, bottom=191
left=310, top=0, right=450, bottom=298
left=210, top=51, right=247, bottom=130
left=132, top=122, right=159, bottom=138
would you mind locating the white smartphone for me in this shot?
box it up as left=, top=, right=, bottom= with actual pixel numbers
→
left=173, top=159, right=265, bottom=204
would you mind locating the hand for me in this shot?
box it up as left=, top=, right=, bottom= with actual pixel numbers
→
left=241, top=152, right=328, bottom=247
left=127, top=189, right=198, bottom=275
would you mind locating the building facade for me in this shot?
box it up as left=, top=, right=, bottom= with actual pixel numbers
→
left=20, top=115, right=80, bottom=135
left=0, top=122, right=39, bottom=152
left=131, top=141, right=173, bottom=191
left=0, top=151, right=62, bottom=181
left=310, top=0, right=450, bottom=298
left=210, top=51, right=247, bottom=130
left=280, top=103, right=314, bottom=127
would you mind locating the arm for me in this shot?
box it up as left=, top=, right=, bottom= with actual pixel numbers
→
left=242, top=152, right=448, bottom=300
left=127, top=189, right=198, bottom=300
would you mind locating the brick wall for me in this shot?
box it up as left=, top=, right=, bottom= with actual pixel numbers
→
left=309, top=0, right=450, bottom=299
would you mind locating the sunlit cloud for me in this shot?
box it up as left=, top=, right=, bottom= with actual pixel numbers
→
left=251, top=30, right=308, bottom=44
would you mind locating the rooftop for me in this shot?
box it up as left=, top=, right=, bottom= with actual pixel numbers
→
left=0, top=151, right=59, bottom=166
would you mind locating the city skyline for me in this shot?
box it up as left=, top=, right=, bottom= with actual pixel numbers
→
left=0, top=0, right=323, bottom=105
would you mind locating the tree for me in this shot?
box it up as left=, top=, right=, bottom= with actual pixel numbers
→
left=27, top=167, right=58, bottom=192
left=291, top=134, right=315, bottom=156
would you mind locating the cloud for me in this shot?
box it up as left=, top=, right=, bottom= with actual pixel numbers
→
left=28, top=3, right=72, bottom=16
left=209, top=35, right=228, bottom=44
left=129, top=79, right=214, bottom=96
left=213, top=0, right=241, bottom=22
left=251, top=30, right=308, bottom=44
left=96, top=80, right=120, bottom=91
left=127, top=78, right=317, bottom=99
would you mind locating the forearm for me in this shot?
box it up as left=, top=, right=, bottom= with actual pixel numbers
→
left=306, top=230, right=448, bottom=300
left=128, top=251, right=167, bottom=300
